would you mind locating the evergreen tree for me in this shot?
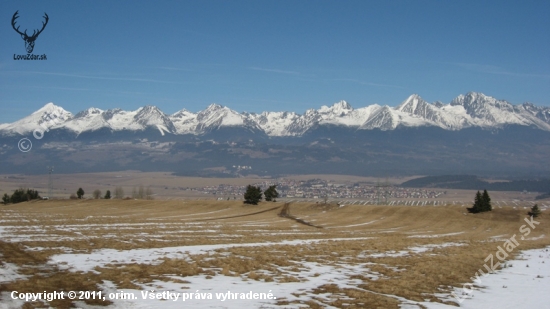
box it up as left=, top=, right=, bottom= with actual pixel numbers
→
left=467, top=191, right=483, bottom=213
left=77, top=188, right=85, bottom=199
left=243, top=185, right=262, bottom=205
left=104, top=190, right=111, bottom=199
left=25, top=189, right=40, bottom=200
left=528, top=204, right=541, bottom=218
left=481, top=189, right=492, bottom=212
left=264, top=185, right=279, bottom=202
left=2, top=193, right=10, bottom=204
left=468, top=190, right=492, bottom=213
left=11, top=189, right=26, bottom=203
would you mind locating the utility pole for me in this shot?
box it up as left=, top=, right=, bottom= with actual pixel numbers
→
left=376, top=178, right=391, bottom=205
left=47, top=166, right=54, bottom=198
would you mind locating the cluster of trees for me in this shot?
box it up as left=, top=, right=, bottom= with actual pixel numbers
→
left=466, top=189, right=542, bottom=218
left=92, top=189, right=111, bottom=199
left=131, top=186, right=154, bottom=200
left=467, top=189, right=492, bottom=213
left=243, top=185, right=279, bottom=205
left=2, top=185, right=155, bottom=203
left=2, top=188, right=41, bottom=204
left=71, top=186, right=152, bottom=200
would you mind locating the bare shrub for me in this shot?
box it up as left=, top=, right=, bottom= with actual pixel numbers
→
left=146, top=187, right=154, bottom=200
left=131, top=185, right=154, bottom=199
left=114, top=186, right=124, bottom=199
left=92, top=189, right=102, bottom=199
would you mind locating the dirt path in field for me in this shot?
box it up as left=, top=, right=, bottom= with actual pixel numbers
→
left=278, top=203, right=324, bottom=228
left=202, top=205, right=282, bottom=221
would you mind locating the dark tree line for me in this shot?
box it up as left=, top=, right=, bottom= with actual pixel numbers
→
left=2, top=188, right=41, bottom=204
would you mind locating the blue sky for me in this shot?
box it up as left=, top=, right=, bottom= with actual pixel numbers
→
left=1, top=0, right=549, bottom=123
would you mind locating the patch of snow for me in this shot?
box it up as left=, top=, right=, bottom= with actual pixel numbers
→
left=333, top=220, right=381, bottom=228
left=49, top=237, right=374, bottom=273
left=0, top=262, right=26, bottom=284
left=422, top=246, right=550, bottom=308
left=408, top=232, right=465, bottom=238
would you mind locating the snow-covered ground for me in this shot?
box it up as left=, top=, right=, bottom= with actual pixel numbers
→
left=95, top=246, right=550, bottom=308
left=2, top=239, right=547, bottom=308
left=422, top=247, right=550, bottom=309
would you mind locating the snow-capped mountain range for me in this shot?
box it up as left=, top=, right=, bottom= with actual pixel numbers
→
left=1, top=92, right=549, bottom=137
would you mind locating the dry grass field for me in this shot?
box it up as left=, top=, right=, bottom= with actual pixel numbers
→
left=0, top=199, right=549, bottom=308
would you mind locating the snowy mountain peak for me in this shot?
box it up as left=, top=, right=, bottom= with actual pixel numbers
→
left=101, top=108, right=123, bottom=121
left=319, top=100, right=353, bottom=116
left=360, top=105, right=398, bottom=130
left=171, top=108, right=194, bottom=118
left=0, top=102, right=73, bottom=135
left=74, top=107, right=103, bottom=118
left=198, top=104, right=229, bottom=120
left=134, top=105, right=166, bottom=122
left=193, top=103, right=256, bottom=133
left=33, top=102, right=73, bottom=119
left=451, top=92, right=502, bottom=108
left=522, top=102, right=536, bottom=109
left=450, top=92, right=518, bottom=125
left=133, top=105, right=175, bottom=132
left=396, top=94, right=427, bottom=113
left=169, top=109, right=197, bottom=134
left=135, top=105, right=164, bottom=115
left=63, top=107, right=108, bottom=134
left=332, top=100, right=352, bottom=110
left=39, top=102, right=58, bottom=110
left=204, top=103, right=224, bottom=111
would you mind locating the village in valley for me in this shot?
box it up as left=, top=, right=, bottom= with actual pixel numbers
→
left=195, top=178, right=444, bottom=201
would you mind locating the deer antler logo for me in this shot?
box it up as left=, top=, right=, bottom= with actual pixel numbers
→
left=11, top=11, right=49, bottom=54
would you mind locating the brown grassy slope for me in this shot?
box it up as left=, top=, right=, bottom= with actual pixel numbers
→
left=1, top=200, right=548, bottom=308
left=2, top=199, right=547, bottom=246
